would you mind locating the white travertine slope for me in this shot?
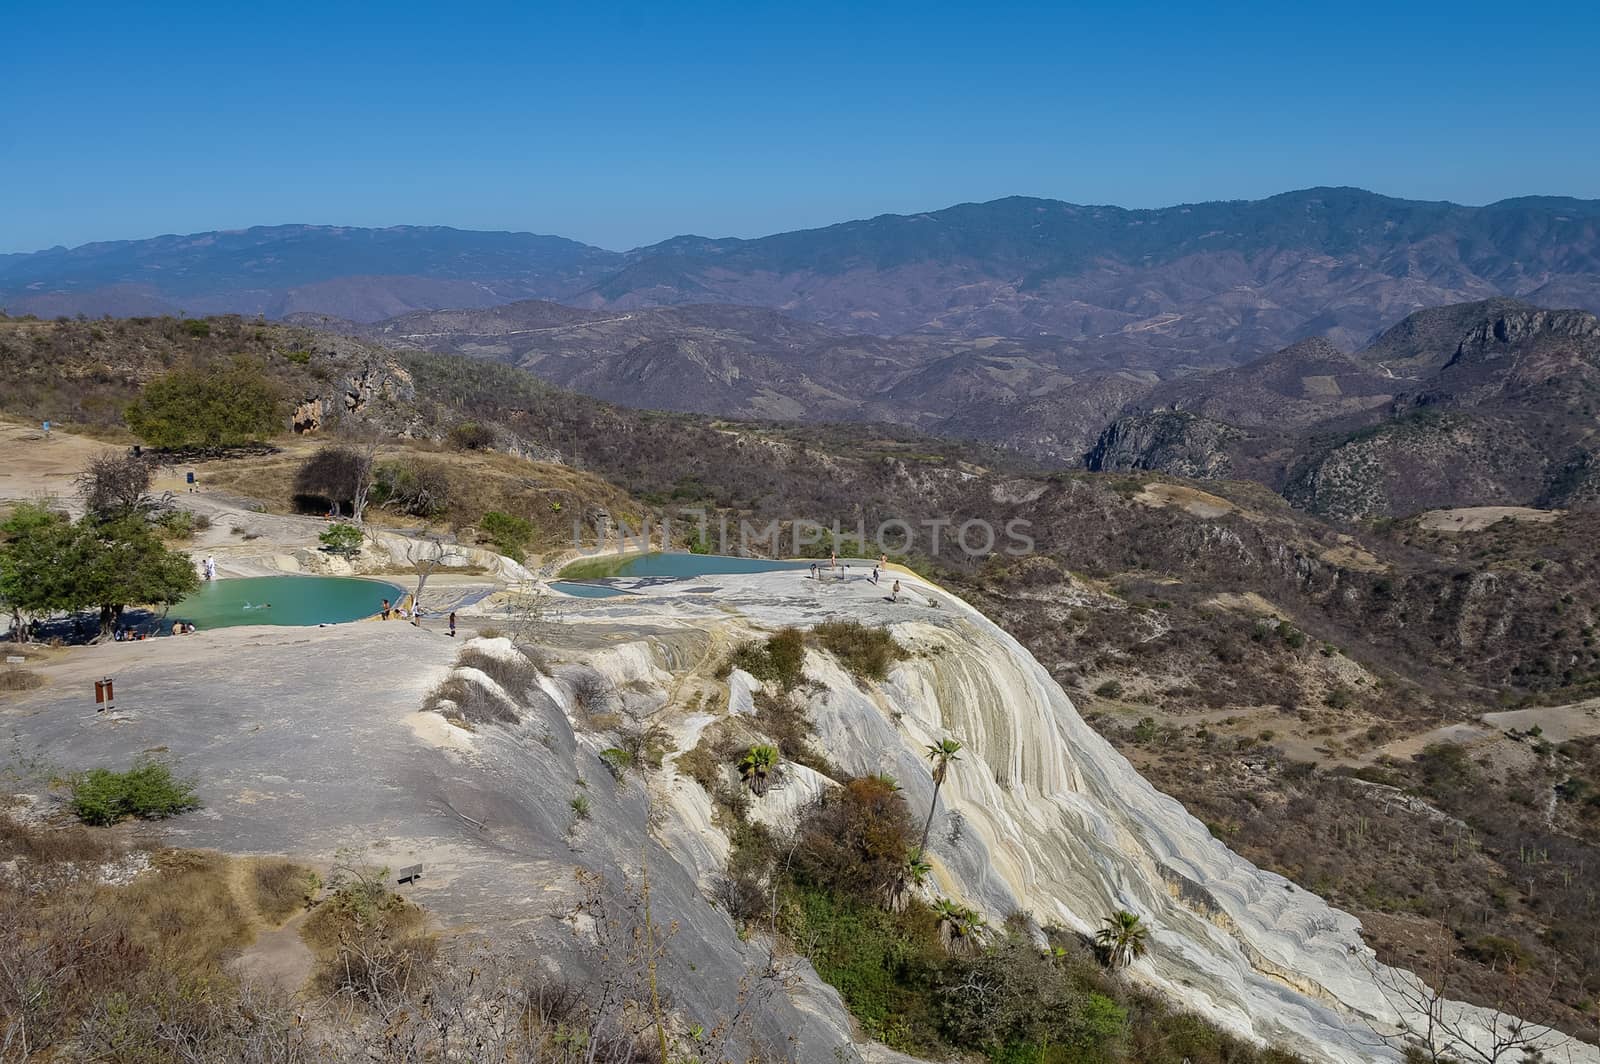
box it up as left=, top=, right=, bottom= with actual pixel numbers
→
left=568, top=566, right=1594, bottom=1064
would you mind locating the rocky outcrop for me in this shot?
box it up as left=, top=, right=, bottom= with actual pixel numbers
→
left=1448, top=306, right=1600, bottom=367
left=1281, top=413, right=1548, bottom=521
left=292, top=354, right=419, bottom=435
left=1084, top=411, right=1241, bottom=478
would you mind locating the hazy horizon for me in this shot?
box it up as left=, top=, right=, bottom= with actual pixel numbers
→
left=9, top=184, right=1600, bottom=258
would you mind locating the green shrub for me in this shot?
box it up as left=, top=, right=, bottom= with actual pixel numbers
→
left=1465, top=934, right=1533, bottom=971
left=725, top=627, right=807, bottom=690
left=448, top=421, right=495, bottom=451
left=479, top=510, right=534, bottom=559
left=1276, top=621, right=1307, bottom=649
left=283, top=349, right=312, bottom=365
left=811, top=620, right=907, bottom=682
left=181, top=318, right=211, bottom=337
left=319, top=522, right=364, bottom=558
left=155, top=509, right=211, bottom=539
left=782, top=885, right=944, bottom=1050
left=1094, top=680, right=1124, bottom=699
left=599, top=748, right=634, bottom=780
left=70, top=762, right=200, bottom=825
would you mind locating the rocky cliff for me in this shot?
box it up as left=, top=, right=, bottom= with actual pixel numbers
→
left=1084, top=411, right=1242, bottom=478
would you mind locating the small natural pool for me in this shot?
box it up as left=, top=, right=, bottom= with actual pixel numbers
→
left=549, top=581, right=632, bottom=599
left=561, top=552, right=813, bottom=579
left=166, top=576, right=405, bottom=630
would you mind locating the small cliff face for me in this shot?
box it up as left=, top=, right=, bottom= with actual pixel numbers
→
left=1084, top=411, right=1241, bottom=479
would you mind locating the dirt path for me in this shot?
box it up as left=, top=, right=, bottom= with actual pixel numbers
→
left=230, top=909, right=316, bottom=992
left=218, top=856, right=317, bottom=993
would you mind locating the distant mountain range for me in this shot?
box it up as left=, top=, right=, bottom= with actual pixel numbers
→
left=300, top=296, right=1600, bottom=522
left=1087, top=299, right=1600, bottom=517
left=6, top=188, right=1599, bottom=367
left=302, top=300, right=1155, bottom=459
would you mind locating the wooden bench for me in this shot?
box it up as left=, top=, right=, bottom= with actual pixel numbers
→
left=395, top=864, right=423, bottom=885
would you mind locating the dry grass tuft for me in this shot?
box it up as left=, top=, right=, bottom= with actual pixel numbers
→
left=115, top=850, right=252, bottom=969
left=0, top=811, right=116, bottom=864
left=421, top=673, right=520, bottom=725
left=0, top=667, right=45, bottom=692
left=251, top=858, right=317, bottom=924
left=455, top=646, right=542, bottom=695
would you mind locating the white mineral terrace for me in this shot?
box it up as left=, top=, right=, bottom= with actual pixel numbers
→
left=560, top=565, right=1595, bottom=1064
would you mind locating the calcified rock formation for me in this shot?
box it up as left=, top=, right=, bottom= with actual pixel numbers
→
left=564, top=567, right=1592, bottom=1064
left=8, top=566, right=1590, bottom=1063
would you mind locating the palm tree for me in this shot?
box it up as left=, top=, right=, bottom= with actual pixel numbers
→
left=738, top=744, right=780, bottom=797
left=887, top=845, right=932, bottom=911
left=1095, top=910, right=1150, bottom=970
left=933, top=897, right=985, bottom=954
left=920, top=738, right=963, bottom=851
left=904, top=846, right=932, bottom=886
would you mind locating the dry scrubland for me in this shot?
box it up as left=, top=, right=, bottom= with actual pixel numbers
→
left=4, top=312, right=1600, bottom=1053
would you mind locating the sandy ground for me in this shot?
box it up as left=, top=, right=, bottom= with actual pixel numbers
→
left=0, top=418, right=117, bottom=509
left=1133, top=482, right=1237, bottom=519
left=1416, top=506, right=1562, bottom=532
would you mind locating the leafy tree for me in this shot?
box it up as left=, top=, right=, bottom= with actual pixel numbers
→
left=0, top=506, right=198, bottom=637
left=921, top=737, right=963, bottom=851
left=447, top=421, right=495, bottom=450
left=739, top=744, right=780, bottom=796
left=1095, top=910, right=1149, bottom=970
left=124, top=363, right=282, bottom=448
left=794, top=774, right=915, bottom=902
left=372, top=459, right=451, bottom=517
left=0, top=504, right=77, bottom=636
left=319, top=522, right=365, bottom=559
left=74, top=516, right=201, bottom=635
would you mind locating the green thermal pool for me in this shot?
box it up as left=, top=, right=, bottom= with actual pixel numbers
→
left=166, top=576, right=405, bottom=630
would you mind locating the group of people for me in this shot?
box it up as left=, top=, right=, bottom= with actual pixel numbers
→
left=112, top=621, right=198, bottom=641
left=378, top=597, right=458, bottom=637
left=807, top=552, right=903, bottom=600
left=202, top=556, right=217, bottom=581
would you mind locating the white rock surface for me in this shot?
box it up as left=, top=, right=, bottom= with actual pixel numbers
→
left=567, top=566, right=1593, bottom=1064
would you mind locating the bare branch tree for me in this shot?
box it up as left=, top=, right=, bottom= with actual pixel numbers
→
left=399, top=528, right=464, bottom=612
left=1359, top=925, right=1572, bottom=1064
left=76, top=452, right=157, bottom=518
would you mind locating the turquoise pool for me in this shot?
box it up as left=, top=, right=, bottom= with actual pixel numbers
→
left=612, top=553, right=813, bottom=577
left=166, top=576, right=405, bottom=630
left=550, top=581, right=632, bottom=598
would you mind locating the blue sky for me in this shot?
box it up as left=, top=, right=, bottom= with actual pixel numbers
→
left=4, top=0, right=1597, bottom=252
